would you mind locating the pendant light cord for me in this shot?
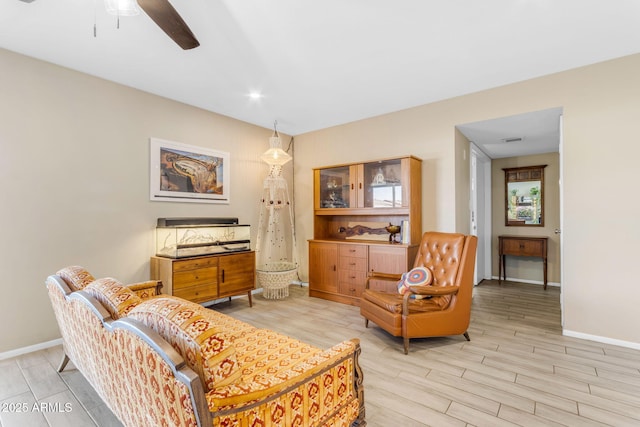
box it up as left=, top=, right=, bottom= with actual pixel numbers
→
left=93, top=0, right=97, bottom=37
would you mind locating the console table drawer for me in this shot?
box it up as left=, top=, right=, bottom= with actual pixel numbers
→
left=502, top=238, right=545, bottom=257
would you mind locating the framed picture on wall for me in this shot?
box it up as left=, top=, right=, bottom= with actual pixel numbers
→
left=149, top=137, right=230, bottom=203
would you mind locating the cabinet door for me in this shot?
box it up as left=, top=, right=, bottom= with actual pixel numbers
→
left=369, top=245, right=408, bottom=274
left=368, top=245, right=409, bottom=293
left=362, top=158, right=403, bottom=208
left=309, top=242, right=338, bottom=292
left=316, top=165, right=360, bottom=209
left=218, top=251, right=255, bottom=297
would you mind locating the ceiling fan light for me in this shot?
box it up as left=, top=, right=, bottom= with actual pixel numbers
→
left=105, top=0, right=140, bottom=16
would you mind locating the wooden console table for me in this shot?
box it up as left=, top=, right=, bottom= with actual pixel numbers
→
left=498, top=235, right=548, bottom=289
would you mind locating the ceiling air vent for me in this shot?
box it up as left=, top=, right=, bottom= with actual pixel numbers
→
left=502, top=137, right=524, bottom=143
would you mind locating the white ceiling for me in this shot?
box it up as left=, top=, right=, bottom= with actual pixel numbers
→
left=2, top=0, right=640, bottom=144
left=457, top=107, right=563, bottom=159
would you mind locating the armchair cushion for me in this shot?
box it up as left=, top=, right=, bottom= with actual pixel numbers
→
left=364, top=289, right=447, bottom=314
left=128, top=297, right=242, bottom=391
left=84, top=278, right=142, bottom=319
left=56, top=266, right=95, bottom=291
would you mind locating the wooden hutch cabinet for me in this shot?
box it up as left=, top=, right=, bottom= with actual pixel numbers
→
left=309, top=156, right=422, bottom=306
left=150, top=251, right=256, bottom=306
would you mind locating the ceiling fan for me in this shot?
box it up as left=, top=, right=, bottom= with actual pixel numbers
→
left=18, top=0, right=199, bottom=50
left=137, top=0, right=199, bottom=50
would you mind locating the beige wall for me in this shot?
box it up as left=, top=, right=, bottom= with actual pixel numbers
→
left=294, top=53, right=640, bottom=346
left=3, top=47, right=640, bottom=352
left=0, top=48, right=291, bottom=354
left=491, top=153, right=561, bottom=283
left=455, top=128, right=471, bottom=234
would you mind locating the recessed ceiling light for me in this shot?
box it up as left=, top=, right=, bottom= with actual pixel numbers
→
left=248, top=91, right=263, bottom=100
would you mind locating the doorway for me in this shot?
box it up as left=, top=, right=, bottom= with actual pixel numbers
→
left=469, top=143, right=491, bottom=285
left=457, top=107, right=563, bottom=291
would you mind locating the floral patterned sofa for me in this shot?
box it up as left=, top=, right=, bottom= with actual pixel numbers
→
left=46, top=266, right=365, bottom=427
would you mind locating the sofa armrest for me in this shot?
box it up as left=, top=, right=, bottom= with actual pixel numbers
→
left=126, top=280, right=162, bottom=298
left=208, top=339, right=361, bottom=410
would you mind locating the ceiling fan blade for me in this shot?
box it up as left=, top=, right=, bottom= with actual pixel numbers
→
left=137, top=0, right=200, bottom=50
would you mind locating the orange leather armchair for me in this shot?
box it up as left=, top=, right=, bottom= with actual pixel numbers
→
left=360, top=231, right=478, bottom=354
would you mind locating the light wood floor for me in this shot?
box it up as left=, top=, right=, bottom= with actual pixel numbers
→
left=2, top=280, right=640, bottom=426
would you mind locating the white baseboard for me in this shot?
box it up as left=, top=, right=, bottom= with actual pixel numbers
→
left=563, top=329, right=640, bottom=351
left=489, top=275, right=560, bottom=287
left=0, top=338, right=62, bottom=361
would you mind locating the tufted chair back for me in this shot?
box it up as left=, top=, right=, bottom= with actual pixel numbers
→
left=412, top=231, right=466, bottom=309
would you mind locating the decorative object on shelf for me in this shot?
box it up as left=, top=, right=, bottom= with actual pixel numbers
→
left=385, top=223, right=401, bottom=243
left=343, top=221, right=389, bottom=241
left=400, top=220, right=410, bottom=244
left=372, top=167, right=386, bottom=185
left=255, top=122, right=298, bottom=299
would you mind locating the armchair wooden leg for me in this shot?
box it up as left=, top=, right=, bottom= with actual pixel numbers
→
left=364, top=318, right=369, bottom=328
left=57, top=353, right=70, bottom=372
left=463, top=331, right=470, bottom=341
left=403, top=337, right=409, bottom=355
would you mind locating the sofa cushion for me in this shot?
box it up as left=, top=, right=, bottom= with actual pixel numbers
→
left=84, top=278, right=143, bottom=319
left=56, top=266, right=95, bottom=291
left=128, top=297, right=242, bottom=391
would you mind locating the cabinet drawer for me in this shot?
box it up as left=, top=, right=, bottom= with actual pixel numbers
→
left=339, top=244, right=367, bottom=258
left=173, top=267, right=217, bottom=289
left=173, top=257, right=217, bottom=272
left=338, top=280, right=365, bottom=297
left=338, top=270, right=367, bottom=284
left=339, top=256, right=367, bottom=272
left=502, top=239, right=544, bottom=257
left=173, top=283, right=217, bottom=303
